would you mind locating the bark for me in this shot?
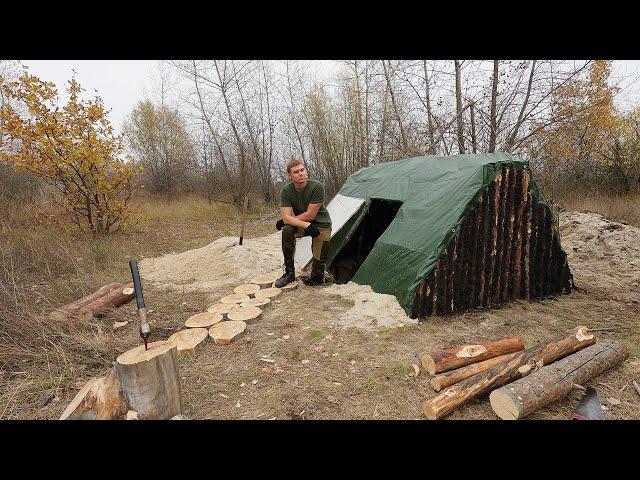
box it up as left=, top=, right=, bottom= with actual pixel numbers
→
left=490, top=340, right=627, bottom=419
left=421, top=336, right=525, bottom=375
left=430, top=352, right=518, bottom=392
left=83, top=282, right=135, bottom=317
left=115, top=341, right=183, bottom=420
left=422, top=326, right=596, bottom=420
left=454, top=60, right=465, bottom=154
left=470, top=102, right=477, bottom=153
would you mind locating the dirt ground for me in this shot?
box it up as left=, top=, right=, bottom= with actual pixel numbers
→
left=34, top=210, right=640, bottom=420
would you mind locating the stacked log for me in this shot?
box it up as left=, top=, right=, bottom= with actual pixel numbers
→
left=422, top=326, right=596, bottom=420
left=51, top=282, right=135, bottom=321
left=490, top=340, right=628, bottom=419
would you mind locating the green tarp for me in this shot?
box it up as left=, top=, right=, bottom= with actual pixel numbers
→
left=329, top=153, right=550, bottom=315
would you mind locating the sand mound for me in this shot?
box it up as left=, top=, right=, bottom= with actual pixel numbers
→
left=559, top=211, right=640, bottom=301
left=323, top=282, right=418, bottom=330
left=139, top=233, right=284, bottom=292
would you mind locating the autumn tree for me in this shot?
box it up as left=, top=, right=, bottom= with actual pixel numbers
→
left=0, top=73, right=140, bottom=235
left=123, top=99, right=196, bottom=195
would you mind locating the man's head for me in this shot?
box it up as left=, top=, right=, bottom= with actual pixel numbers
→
left=287, top=160, right=308, bottom=187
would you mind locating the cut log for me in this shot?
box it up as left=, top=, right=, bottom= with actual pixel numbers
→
left=167, top=328, right=209, bottom=355
left=489, top=340, right=628, bottom=419
left=227, top=306, right=262, bottom=323
left=185, top=312, right=223, bottom=328
left=254, top=287, right=282, bottom=299
left=51, top=282, right=123, bottom=320
left=421, top=336, right=525, bottom=375
left=115, top=341, right=182, bottom=420
left=83, top=282, right=136, bottom=317
left=207, top=303, right=234, bottom=315
left=234, top=284, right=261, bottom=296
left=251, top=272, right=281, bottom=288
left=422, top=326, right=596, bottom=420
left=208, top=321, right=247, bottom=345
left=220, top=293, right=251, bottom=304
left=59, top=368, right=128, bottom=420
left=430, top=352, right=519, bottom=392
left=240, top=297, right=270, bottom=308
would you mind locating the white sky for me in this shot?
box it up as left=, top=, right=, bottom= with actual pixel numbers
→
left=17, top=59, right=640, bottom=135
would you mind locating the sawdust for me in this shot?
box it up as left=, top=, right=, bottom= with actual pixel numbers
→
left=559, top=211, right=640, bottom=302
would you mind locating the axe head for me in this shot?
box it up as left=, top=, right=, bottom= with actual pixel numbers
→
left=570, top=387, right=605, bottom=420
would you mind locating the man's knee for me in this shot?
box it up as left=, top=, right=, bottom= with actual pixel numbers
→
left=282, top=224, right=297, bottom=237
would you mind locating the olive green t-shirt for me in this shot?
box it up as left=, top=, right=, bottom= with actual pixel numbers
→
left=280, top=179, right=332, bottom=229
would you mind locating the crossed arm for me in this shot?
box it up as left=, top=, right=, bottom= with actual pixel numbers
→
left=281, top=203, right=321, bottom=229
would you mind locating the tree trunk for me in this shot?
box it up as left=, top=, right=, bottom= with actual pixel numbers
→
left=115, top=341, right=183, bottom=420
left=454, top=60, right=465, bottom=154
left=422, top=326, right=596, bottom=419
left=430, top=352, right=519, bottom=392
left=488, top=60, right=499, bottom=152
left=490, top=340, right=627, bottom=419
left=470, top=102, right=477, bottom=154
left=421, top=336, right=524, bottom=375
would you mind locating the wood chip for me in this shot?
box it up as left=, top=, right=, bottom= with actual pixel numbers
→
left=185, top=312, right=223, bottom=328
left=234, top=284, right=261, bottom=296
left=113, top=321, right=129, bottom=330
left=412, top=363, right=420, bottom=377
left=260, top=357, right=275, bottom=363
left=220, top=293, right=251, bottom=304
left=254, top=287, right=282, bottom=299
left=208, top=321, right=247, bottom=345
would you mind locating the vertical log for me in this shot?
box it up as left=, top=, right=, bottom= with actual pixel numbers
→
left=485, top=171, right=502, bottom=307
left=513, top=171, right=530, bottom=299
left=500, top=168, right=517, bottom=302
left=446, top=235, right=458, bottom=314
left=535, top=204, right=547, bottom=298
left=492, top=167, right=510, bottom=304
left=432, top=258, right=441, bottom=315
left=453, top=221, right=465, bottom=313
left=522, top=190, right=533, bottom=300
left=479, top=178, right=496, bottom=307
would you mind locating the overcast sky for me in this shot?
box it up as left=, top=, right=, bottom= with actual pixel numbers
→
left=18, top=60, right=640, bottom=135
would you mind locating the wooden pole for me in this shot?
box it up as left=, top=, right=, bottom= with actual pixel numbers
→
left=490, top=340, right=627, bottom=419
left=239, top=195, right=249, bottom=245
left=430, top=352, right=519, bottom=392
left=422, top=326, right=596, bottom=420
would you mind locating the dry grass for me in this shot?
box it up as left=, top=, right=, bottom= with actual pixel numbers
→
left=553, top=191, right=640, bottom=228
left=1, top=189, right=638, bottom=420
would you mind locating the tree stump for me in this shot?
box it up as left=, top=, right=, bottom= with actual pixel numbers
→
left=220, top=293, right=251, bottom=304
left=240, top=297, right=270, bottom=308
left=251, top=272, right=281, bottom=288
left=167, top=328, right=209, bottom=355
left=254, top=287, right=282, bottom=299
left=489, top=340, right=628, bottom=419
left=234, top=284, right=261, bottom=296
left=227, top=306, right=262, bottom=323
left=185, top=312, right=223, bottom=328
left=209, top=321, right=247, bottom=345
left=115, top=341, right=182, bottom=420
left=421, top=336, right=525, bottom=375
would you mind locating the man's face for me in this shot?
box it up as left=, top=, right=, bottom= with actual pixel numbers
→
left=288, top=164, right=308, bottom=184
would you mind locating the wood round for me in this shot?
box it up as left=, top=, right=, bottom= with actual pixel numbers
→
left=251, top=272, right=281, bottom=287
left=220, top=293, right=251, bottom=304
left=116, top=340, right=177, bottom=365
left=207, top=303, right=234, bottom=315
left=255, top=287, right=282, bottom=299
left=240, top=297, right=270, bottom=308
left=185, top=312, right=223, bottom=328
left=227, top=306, right=262, bottom=322
left=233, top=284, right=261, bottom=296
left=208, top=321, right=247, bottom=345
left=167, top=328, right=209, bottom=354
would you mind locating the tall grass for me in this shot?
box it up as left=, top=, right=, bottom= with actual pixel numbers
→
left=553, top=191, right=640, bottom=227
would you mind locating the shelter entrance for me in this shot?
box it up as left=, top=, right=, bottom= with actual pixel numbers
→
left=330, top=198, right=403, bottom=284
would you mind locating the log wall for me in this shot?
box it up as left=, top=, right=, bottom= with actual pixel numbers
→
left=412, top=167, right=572, bottom=318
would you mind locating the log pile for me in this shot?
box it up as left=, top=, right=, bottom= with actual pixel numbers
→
left=411, top=167, right=573, bottom=318
left=420, top=327, right=627, bottom=420
left=51, top=282, right=136, bottom=321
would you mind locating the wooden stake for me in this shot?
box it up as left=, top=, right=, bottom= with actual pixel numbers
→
left=490, top=341, right=627, bottom=419
left=239, top=195, right=249, bottom=245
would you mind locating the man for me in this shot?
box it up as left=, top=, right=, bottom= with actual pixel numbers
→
left=274, top=160, right=332, bottom=287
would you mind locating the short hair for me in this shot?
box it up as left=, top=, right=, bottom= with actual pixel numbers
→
left=286, top=159, right=304, bottom=174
